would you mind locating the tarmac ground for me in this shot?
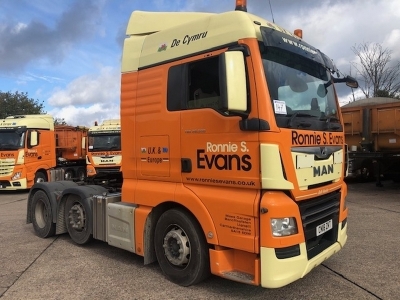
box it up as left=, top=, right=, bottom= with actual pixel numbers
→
left=1, top=180, right=399, bottom=300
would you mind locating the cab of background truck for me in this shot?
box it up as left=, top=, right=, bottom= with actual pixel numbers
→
left=86, top=119, right=122, bottom=179
left=120, top=2, right=357, bottom=288
left=0, top=114, right=56, bottom=189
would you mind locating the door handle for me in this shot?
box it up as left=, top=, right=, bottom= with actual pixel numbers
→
left=181, top=158, right=192, bottom=173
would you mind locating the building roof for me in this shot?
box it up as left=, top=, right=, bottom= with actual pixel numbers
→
left=341, top=97, right=400, bottom=108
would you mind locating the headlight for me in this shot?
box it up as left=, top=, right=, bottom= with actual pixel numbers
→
left=12, top=172, right=22, bottom=180
left=271, top=217, right=298, bottom=237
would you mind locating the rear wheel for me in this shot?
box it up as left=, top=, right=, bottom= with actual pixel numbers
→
left=34, top=171, right=47, bottom=183
left=154, top=208, right=210, bottom=286
left=31, top=190, right=56, bottom=238
left=64, top=195, right=92, bottom=244
left=360, top=161, right=374, bottom=182
left=64, top=169, right=74, bottom=180
left=77, top=167, right=86, bottom=181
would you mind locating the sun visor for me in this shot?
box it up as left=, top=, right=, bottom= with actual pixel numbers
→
left=261, top=26, right=335, bottom=72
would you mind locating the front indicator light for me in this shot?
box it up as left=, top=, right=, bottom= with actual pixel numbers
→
left=12, top=172, right=22, bottom=180
left=271, top=217, right=298, bottom=237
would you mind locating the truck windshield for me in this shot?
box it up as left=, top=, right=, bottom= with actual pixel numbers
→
left=88, top=133, right=121, bottom=151
left=0, top=130, right=25, bottom=150
left=261, top=45, right=341, bottom=131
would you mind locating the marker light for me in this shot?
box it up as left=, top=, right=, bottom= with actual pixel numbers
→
left=294, top=29, right=303, bottom=39
left=235, top=0, right=247, bottom=12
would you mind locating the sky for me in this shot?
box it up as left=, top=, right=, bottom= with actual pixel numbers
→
left=0, top=0, right=399, bottom=126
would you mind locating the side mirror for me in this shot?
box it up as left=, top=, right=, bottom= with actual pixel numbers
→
left=219, top=51, right=247, bottom=112
left=345, top=76, right=359, bottom=89
left=333, top=75, right=359, bottom=89
left=29, top=131, right=39, bottom=148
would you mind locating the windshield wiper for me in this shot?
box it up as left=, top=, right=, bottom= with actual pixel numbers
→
left=321, top=116, right=341, bottom=130
left=287, top=113, right=314, bottom=128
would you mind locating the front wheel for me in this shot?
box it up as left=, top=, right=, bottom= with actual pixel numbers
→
left=34, top=171, right=47, bottom=183
left=64, top=195, right=92, bottom=244
left=31, top=190, right=56, bottom=238
left=154, top=208, right=210, bottom=286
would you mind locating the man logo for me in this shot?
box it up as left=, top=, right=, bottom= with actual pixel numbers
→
left=313, top=164, right=334, bottom=177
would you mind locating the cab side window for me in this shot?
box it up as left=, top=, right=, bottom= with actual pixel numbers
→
left=167, top=56, right=221, bottom=111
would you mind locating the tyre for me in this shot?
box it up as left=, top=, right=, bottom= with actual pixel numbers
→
left=154, top=208, right=210, bottom=286
left=64, top=169, right=75, bottom=180
left=64, top=194, right=92, bottom=244
left=64, top=169, right=74, bottom=180
left=31, top=190, right=56, bottom=238
left=360, top=162, right=374, bottom=182
left=34, top=171, right=47, bottom=183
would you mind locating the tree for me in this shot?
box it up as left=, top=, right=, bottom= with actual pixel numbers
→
left=54, top=118, right=68, bottom=125
left=351, top=42, right=400, bottom=99
left=0, top=91, right=46, bottom=119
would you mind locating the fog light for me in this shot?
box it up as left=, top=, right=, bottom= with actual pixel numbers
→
left=271, top=217, right=298, bottom=236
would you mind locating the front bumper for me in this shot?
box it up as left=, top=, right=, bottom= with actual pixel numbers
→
left=260, top=221, right=347, bottom=288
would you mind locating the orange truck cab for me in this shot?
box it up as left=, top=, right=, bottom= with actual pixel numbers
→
left=26, top=0, right=358, bottom=289
left=0, top=114, right=87, bottom=190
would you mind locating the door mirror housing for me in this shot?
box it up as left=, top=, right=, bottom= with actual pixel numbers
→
left=28, top=131, right=39, bottom=148
left=219, top=51, right=247, bottom=112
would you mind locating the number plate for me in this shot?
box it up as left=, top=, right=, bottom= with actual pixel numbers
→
left=316, top=219, right=333, bottom=236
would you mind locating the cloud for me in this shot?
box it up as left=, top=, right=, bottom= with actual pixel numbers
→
left=46, top=66, right=120, bottom=126
left=0, top=0, right=103, bottom=73
left=49, top=102, right=120, bottom=127
left=384, top=29, right=400, bottom=60
left=47, top=66, right=119, bottom=107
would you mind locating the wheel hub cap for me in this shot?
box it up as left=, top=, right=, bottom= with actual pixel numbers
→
left=163, top=228, right=190, bottom=266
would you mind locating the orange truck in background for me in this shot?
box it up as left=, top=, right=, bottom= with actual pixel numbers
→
left=342, top=97, right=400, bottom=185
left=0, top=114, right=87, bottom=190
left=26, top=0, right=358, bottom=288
left=86, top=119, right=122, bottom=186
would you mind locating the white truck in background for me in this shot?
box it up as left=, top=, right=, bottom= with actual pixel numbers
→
left=86, top=119, right=122, bottom=187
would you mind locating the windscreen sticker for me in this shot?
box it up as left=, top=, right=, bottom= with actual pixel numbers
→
left=273, top=100, right=287, bottom=115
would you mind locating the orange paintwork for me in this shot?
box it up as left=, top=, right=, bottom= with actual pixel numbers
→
left=209, top=247, right=260, bottom=285
left=55, top=125, right=87, bottom=160
left=1, top=125, right=87, bottom=189
left=25, top=129, right=55, bottom=185
left=342, top=101, right=400, bottom=151
left=120, top=38, right=347, bottom=282
left=134, top=205, right=152, bottom=255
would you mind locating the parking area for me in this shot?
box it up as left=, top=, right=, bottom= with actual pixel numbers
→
left=1, top=181, right=399, bottom=300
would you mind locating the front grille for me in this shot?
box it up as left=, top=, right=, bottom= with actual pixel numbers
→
left=298, top=191, right=340, bottom=259
left=0, top=159, right=14, bottom=176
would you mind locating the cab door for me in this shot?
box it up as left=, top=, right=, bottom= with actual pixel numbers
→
left=172, top=51, right=261, bottom=252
